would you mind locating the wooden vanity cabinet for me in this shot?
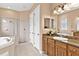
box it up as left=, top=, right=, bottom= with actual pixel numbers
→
left=55, top=41, right=67, bottom=56
left=47, top=38, right=55, bottom=56
left=73, top=32, right=79, bottom=36
left=42, top=35, right=48, bottom=54
left=68, top=45, right=79, bottom=56
left=42, top=35, right=79, bottom=56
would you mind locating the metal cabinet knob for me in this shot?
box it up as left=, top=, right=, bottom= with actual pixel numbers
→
left=73, top=49, right=76, bottom=51
left=37, top=34, right=40, bottom=35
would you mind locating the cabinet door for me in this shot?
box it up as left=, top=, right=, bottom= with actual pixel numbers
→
left=56, top=45, right=67, bottom=56
left=68, top=45, right=79, bottom=56
left=56, top=41, right=67, bottom=56
left=47, top=43, right=54, bottom=56
left=42, top=36, right=48, bottom=54
left=47, top=38, right=55, bottom=56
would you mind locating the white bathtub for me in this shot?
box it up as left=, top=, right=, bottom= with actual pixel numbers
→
left=0, top=37, right=15, bottom=56
left=0, top=37, right=14, bottom=49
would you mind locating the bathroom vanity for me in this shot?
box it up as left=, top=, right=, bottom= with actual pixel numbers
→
left=42, top=34, right=79, bottom=56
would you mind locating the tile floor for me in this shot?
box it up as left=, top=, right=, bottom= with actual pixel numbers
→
left=14, top=42, right=43, bottom=56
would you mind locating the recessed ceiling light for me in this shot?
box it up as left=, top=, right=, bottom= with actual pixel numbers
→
left=2, top=19, right=7, bottom=23
left=7, top=6, right=10, bottom=9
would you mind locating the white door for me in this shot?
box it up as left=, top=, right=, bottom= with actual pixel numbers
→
left=33, top=5, right=40, bottom=50
left=19, top=20, right=27, bottom=43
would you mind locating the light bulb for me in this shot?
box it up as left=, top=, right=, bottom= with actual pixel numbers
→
left=60, top=10, right=64, bottom=13
left=53, top=10, right=57, bottom=14
left=53, top=10, right=59, bottom=15
left=64, top=4, right=70, bottom=10
left=58, top=7, right=62, bottom=12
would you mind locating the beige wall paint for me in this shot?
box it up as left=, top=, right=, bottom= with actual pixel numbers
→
left=0, top=8, right=19, bottom=19
left=40, top=3, right=58, bottom=34
left=40, top=3, right=51, bottom=34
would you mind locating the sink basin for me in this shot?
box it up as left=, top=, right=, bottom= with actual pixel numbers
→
left=53, top=36, right=68, bottom=41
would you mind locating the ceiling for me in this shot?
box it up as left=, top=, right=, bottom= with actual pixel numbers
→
left=0, top=3, right=79, bottom=12
left=53, top=3, right=79, bottom=14
left=0, top=3, right=33, bottom=11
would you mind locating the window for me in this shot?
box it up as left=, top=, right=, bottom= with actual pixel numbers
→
left=60, top=16, right=68, bottom=31
left=51, top=19, right=54, bottom=29
left=44, top=18, right=54, bottom=29
left=44, top=18, right=50, bottom=29
left=76, top=18, right=79, bottom=31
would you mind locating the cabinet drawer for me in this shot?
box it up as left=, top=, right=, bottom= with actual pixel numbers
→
left=48, top=38, right=54, bottom=45
left=68, top=45, right=79, bottom=52
left=68, top=45, right=79, bottom=56
left=43, top=37, right=47, bottom=40
left=56, top=41, right=66, bottom=48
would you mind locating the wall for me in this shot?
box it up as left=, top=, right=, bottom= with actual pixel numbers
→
left=0, top=8, right=19, bottom=18
left=40, top=3, right=51, bottom=34
left=40, top=3, right=58, bottom=34
left=58, top=8, right=79, bottom=35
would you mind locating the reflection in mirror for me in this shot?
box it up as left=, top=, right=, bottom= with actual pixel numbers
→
left=51, top=19, right=54, bottom=29
left=60, top=16, right=68, bottom=33
left=76, top=17, right=79, bottom=31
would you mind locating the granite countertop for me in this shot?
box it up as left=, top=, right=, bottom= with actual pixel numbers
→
left=43, top=34, right=79, bottom=47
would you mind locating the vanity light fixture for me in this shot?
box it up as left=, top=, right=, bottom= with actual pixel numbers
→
left=53, top=3, right=70, bottom=15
